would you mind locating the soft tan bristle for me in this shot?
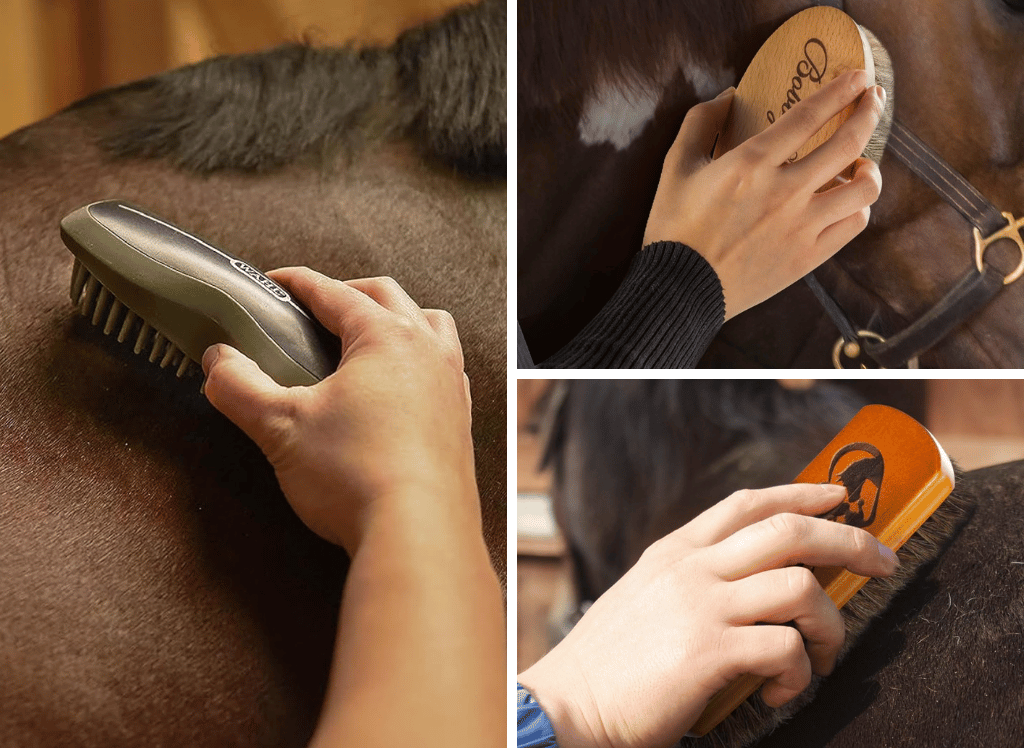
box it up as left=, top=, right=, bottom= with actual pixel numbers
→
left=160, top=343, right=178, bottom=368
left=176, top=357, right=192, bottom=378
left=91, top=287, right=111, bottom=326
left=859, top=25, right=895, bottom=164
left=103, top=299, right=124, bottom=335
left=80, top=276, right=100, bottom=316
left=118, top=310, right=137, bottom=343
left=69, top=259, right=88, bottom=303
left=149, top=332, right=166, bottom=363
left=134, top=322, right=153, bottom=354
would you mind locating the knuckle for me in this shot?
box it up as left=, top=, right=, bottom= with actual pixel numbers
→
left=847, top=526, right=875, bottom=558
left=785, top=566, right=820, bottom=604
left=863, top=166, right=883, bottom=202
left=729, top=488, right=759, bottom=513
left=856, top=206, right=871, bottom=229
left=259, top=398, right=301, bottom=464
left=839, top=129, right=864, bottom=162
left=736, top=145, right=764, bottom=170
left=684, top=101, right=710, bottom=123
left=778, top=626, right=806, bottom=661
left=767, top=513, right=807, bottom=543
left=789, top=106, right=819, bottom=136
left=376, top=275, right=403, bottom=294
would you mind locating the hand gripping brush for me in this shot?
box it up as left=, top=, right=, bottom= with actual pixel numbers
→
left=689, top=405, right=957, bottom=742
left=62, top=200, right=340, bottom=387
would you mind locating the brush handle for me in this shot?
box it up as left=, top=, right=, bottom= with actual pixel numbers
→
left=61, top=200, right=340, bottom=386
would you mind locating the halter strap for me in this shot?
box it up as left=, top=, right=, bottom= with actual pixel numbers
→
left=809, top=119, right=1020, bottom=368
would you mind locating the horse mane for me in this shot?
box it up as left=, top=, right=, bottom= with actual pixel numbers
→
left=71, top=0, right=505, bottom=177
left=539, top=380, right=866, bottom=602
left=518, top=0, right=753, bottom=123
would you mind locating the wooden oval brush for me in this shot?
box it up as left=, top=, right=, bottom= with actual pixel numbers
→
left=713, top=6, right=895, bottom=186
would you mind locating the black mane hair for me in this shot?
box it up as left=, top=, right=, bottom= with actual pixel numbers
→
left=540, top=380, right=867, bottom=602
left=74, top=0, right=505, bottom=177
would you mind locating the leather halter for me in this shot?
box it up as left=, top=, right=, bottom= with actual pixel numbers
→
left=807, top=121, right=1024, bottom=368
left=805, top=0, right=1024, bottom=368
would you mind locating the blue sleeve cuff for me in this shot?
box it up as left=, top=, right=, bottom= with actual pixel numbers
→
left=517, top=683, right=559, bottom=747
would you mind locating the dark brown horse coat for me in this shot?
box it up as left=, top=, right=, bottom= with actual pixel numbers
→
left=519, top=0, right=1024, bottom=366
left=541, top=382, right=1024, bottom=746
left=0, top=2, right=505, bottom=745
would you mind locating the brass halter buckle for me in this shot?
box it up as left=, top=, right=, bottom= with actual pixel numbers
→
left=974, top=211, right=1024, bottom=285
left=832, top=330, right=920, bottom=369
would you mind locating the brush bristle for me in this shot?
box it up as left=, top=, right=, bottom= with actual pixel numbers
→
left=860, top=25, right=895, bottom=165
left=684, top=481, right=972, bottom=748
left=70, top=257, right=198, bottom=379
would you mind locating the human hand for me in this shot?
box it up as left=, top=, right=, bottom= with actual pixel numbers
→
left=517, top=483, right=899, bottom=748
left=201, top=268, right=476, bottom=553
left=643, top=69, right=885, bottom=319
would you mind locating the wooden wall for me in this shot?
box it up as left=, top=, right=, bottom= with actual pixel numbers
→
left=0, top=0, right=467, bottom=138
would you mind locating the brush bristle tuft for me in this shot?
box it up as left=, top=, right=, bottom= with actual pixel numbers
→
left=69, top=260, right=198, bottom=379
left=860, top=25, right=895, bottom=164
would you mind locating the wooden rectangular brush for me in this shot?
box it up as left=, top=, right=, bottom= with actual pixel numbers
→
left=689, top=404, right=955, bottom=737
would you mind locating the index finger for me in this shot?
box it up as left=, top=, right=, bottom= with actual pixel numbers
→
left=750, top=68, right=871, bottom=164
left=707, top=512, right=898, bottom=581
left=268, top=266, right=382, bottom=339
left=679, top=483, right=848, bottom=548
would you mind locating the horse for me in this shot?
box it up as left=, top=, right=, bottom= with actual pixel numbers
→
left=518, top=0, right=1024, bottom=367
left=0, top=1, right=505, bottom=745
left=538, top=380, right=1024, bottom=746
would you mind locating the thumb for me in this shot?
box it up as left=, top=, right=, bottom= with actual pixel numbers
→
left=671, top=87, right=736, bottom=165
left=202, top=344, right=292, bottom=454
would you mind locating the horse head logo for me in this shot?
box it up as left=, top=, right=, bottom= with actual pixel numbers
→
left=822, top=442, right=884, bottom=528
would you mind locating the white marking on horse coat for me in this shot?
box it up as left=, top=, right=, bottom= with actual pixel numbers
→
left=578, top=81, right=662, bottom=150
left=578, top=60, right=736, bottom=150
left=683, top=60, right=736, bottom=102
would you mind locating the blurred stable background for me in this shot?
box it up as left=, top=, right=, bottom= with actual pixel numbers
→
left=517, top=380, right=1024, bottom=672
left=0, top=0, right=465, bottom=138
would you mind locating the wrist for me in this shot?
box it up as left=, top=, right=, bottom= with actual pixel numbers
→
left=517, top=660, right=613, bottom=748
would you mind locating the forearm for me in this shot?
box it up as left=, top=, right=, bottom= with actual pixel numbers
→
left=309, top=490, right=505, bottom=748
left=536, top=242, right=725, bottom=369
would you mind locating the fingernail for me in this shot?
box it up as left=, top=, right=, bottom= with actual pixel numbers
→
left=715, top=86, right=736, bottom=99
left=878, top=543, right=900, bottom=571
left=849, top=69, right=868, bottom=91
left=822, top=483, right=847, bottom=497
left=875, top=85, right=887, bottom=106
left=202, top=345, right=221, bottom=375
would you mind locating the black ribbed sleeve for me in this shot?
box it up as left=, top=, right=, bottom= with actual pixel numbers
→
left=534, top=242, right=725, bottom=369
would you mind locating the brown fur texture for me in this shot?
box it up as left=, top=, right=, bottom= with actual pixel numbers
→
left=0, top=2, right=504, bottom=746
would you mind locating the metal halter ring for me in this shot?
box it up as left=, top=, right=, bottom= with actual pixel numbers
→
left=974, top=211, right=1024, bottom=285
left=832, top=330, right=920, bottom=369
